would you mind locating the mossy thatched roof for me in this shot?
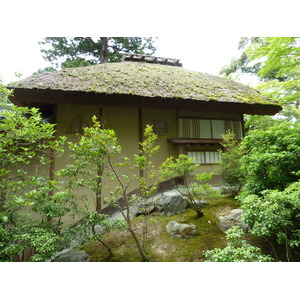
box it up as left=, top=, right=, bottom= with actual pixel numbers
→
left=10, top=62, right=281, bottom=113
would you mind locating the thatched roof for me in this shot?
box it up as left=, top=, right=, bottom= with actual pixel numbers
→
left=9, top=61, right=281, bottom=115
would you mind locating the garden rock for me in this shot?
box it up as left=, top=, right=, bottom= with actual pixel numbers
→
left=166, top=221, right=198, bottom=238
left=51, top=248, right=90, bottom=262
left=156, top=190, right=188, bottom=216
left=218, top=208, right=250, bottom=233
left=189, top=200, right=209, bottom=210
left=131, top=190, right=188, bottom=218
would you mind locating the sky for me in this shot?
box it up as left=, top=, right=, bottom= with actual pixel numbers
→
left=0, top=36, right=242, bottom=84
left=1, top=1, right=297, bottom=86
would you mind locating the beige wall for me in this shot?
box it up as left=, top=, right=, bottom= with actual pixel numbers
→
left=11, top=102, right=238, bottom=224
left=52, top=103, right=236, bottom=217
left=142, top=108, right=178, bottom=168
left=55, top=104, right=179, bottom=214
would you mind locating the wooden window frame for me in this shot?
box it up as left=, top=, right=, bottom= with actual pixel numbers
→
left=186, top=150, right=222, bottom=165
left=177, top=116, right=244, bottom=140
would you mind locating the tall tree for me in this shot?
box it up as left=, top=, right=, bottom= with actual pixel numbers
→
left=245, top=37, right=300, bottom=113
left=220, top=37, right=300, bottom=122
left=39, top=37, right=157, bottom=69
left=220, top=37, right=265, bottom=78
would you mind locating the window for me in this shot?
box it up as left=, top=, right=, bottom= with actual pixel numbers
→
left=65, top=114, right=86, bottom=134
left=152, top=119, right=168, bottom=136
left=178, top=118, right=243, bottom=139
left=187, top=150, right=221, bottom=164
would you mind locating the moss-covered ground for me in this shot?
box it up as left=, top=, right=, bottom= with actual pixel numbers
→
left=82, top=196, right=261, bottom=262
left=80, top=194, right=300, bottom=262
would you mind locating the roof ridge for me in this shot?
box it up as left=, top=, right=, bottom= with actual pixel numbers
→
left=121, top=53, right=183, bottom=67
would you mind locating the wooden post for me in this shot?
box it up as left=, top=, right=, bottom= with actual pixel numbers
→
left=241, top=114, right=246, bottom=138
left=47, top=104, right=57, bottom=223
left=138, top=108, right=144, bottom=178
left=96, top=107, right=103, bottom=213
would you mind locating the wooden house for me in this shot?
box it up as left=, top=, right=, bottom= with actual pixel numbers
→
left=9, top=54, right=281, bottom=211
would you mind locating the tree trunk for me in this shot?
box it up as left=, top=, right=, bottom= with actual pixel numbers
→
left=92, top=224, right=114, bottom=258
left=100, top=37, right=109, bottom=63
left=127, top=226, right=149, bottom=262
left=96, top=167, right=103, bottom=213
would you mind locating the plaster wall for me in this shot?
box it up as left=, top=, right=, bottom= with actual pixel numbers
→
left=51, top=104, right=232, bottom=222
left=142, top=108, right=178, bottom=167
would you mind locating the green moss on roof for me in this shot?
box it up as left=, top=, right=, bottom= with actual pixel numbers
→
left=12, top=62, right=279, bottom=106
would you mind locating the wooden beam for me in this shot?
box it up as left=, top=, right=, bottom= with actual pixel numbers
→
left=168, top=138, right=225, bottom=144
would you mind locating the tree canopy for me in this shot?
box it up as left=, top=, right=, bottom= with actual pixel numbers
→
left=39, top=37, right=157, bottom=69
left=220, top=37, right=300, bottom=122
left=241, top=121, right=300, bottom=196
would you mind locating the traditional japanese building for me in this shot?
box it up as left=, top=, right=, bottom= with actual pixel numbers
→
left=9, top=54, right=281, bottom=210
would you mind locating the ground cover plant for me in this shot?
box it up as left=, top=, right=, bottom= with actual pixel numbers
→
left=204, top=226, right=273, bottom=262
left=82, top=196, right=240, bottom=262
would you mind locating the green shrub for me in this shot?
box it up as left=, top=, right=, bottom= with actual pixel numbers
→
left=240, top=181, right=300, bottom=261
left=204, top=226, right=273, bottom=262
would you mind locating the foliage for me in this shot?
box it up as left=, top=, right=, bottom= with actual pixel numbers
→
left=240, top=181, right=300, bottom=261
left=60, top=115, right=121, bottom=213
left=62, top=211, right=126, bottom=260
left=0, top=104, right=66, bottom=211
left=133, top=125, right=160, bottom=254
left=33, top=67, right=56, bottom=74
left=204, top=226, right=273, bottom=262
left=39, top=37, right=157, bottom=68
left=0, top=92, right=73, bottom=261
left=134, top=124, right=160, bottom=198
left=63, top=118, right=160, bottom=261
left=243, top=114, right=282, bottom=133
left=218, top=131, right=245, bottom=197
left=1, top=83, right=116, bottom=261
left=160, top=154, right=199, bottom=184
left=103, top=124, right=161, bottom=261
left=220, top=37, right=300, bottom=125
left=0, top=221, right=61, bottom=262
left=160, top=155, right=220, bottom=217
left=240, top=122, right=300, bottom=196
left=0, top=104, right=125, bottom=261
left=245, top=37, right=300, bottom=116
left=219, top=37, right=265, bottom=78
left=0, top=77, right=13, bottom=103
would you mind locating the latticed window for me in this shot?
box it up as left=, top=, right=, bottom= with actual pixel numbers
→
left=65, top=114, right=86, bottom=134
left=178, top=118, right=243, bottom=139
left=152, top=119, right=168, bottom=136
left=187, top=150, right=221, bottom=165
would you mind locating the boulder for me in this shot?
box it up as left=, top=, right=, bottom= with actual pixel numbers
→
left=131, top=190, right=188, bottom=218
left=189, top=200, right=209, bottom=210
left=166, top=221, right=198, bottom=238
left=218, top=208, right=250, bottom=233
left=51, top=249, right=90, bottom=262
left=156, top=190, right=188, bottom=216
left=129, top=193, right=162, bottom=219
